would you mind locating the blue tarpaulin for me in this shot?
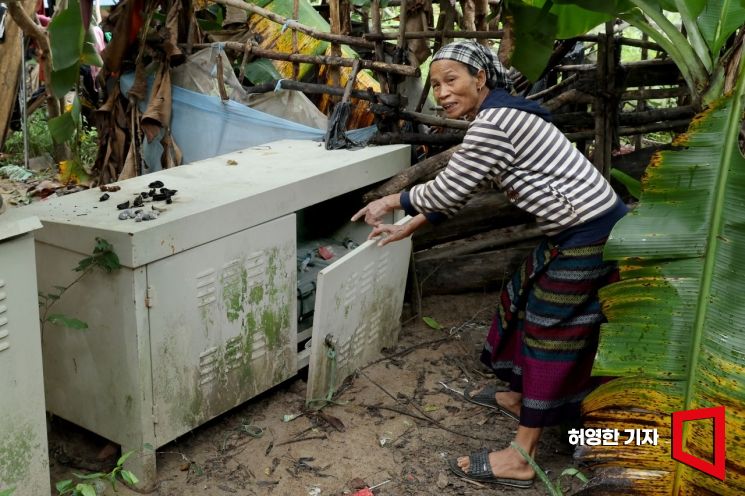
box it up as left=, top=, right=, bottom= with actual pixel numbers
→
left=120, top=73, right=375, bottom=170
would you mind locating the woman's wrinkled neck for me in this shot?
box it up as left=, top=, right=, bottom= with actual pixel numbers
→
left=465, top=87, right=491, bottom=121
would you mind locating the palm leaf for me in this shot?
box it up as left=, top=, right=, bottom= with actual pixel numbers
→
left=577, top=55, right=745, bottom=494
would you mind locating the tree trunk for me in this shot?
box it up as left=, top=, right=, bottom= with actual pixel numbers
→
left=415, top=223, right=542, bottom=262
left=362, top=145, right=458, bottom=202
left=416, top=241, right=535, bottom=295
left=412, top=192, right=531, bottom=250
left=0, top=0, right=36, bottom=147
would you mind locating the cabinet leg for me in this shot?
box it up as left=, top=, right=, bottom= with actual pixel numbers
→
left=121, top=443, right=158, bottom=492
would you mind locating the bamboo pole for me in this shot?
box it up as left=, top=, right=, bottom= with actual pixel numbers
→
left=397, top=0, right=408, bottom=62
left=620, top=87, right=687, bottom=100
left=329, top=1, right=343, bottom=89
left=575, top=34, right=662, bottom=51
left=372, top=112, right=692, bottom=148
left=188, top=42, right=420, bottom=77
left=390, top=0, right=410, bottom=105
left=364, top=29, right=503, bottom=40
left=244, top=79, right=405, bottom=107
left=292, top=0, right=299, bottom=79
left=399, top=110, right=469, bottom=129
left=364, top=32, right=659, bottom=48
left=475, top=0, right=489, bottom=32
left=370, top=132, right=464, bottom=145
left=619, top=105, right=694, bottom=126
left=343, top=59, right=362, bottom=103
left=213, top=0, right=375, bottom=49
left=593, top=22, right=615, bottom=178
left=370, top=0, right=390, bottom=93
left=566, top=119, right=691, bottom=141
left=552, top=106, right=695, bottom=128
left=526, top=74, right=578, bottom=101
left=634, top=32, right=649, bottom=150
left=555, top=58, right=674, bottom=73
left=544, top=88, right=593, bottom=111
left=371, top=117, right=692, bottom=146
left=385, top=0, right=502, bottom=4
left=416, top=0, right=457, bottom=113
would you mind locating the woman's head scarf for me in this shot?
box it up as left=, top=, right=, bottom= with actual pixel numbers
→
left=432, top=41, right=512, bottom=90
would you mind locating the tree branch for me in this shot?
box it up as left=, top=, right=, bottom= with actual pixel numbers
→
left=7, top=1, right=48, bottom=52
left=213, top=0, right=375, bottom=50
left=189, top=41, right=419, bottom=77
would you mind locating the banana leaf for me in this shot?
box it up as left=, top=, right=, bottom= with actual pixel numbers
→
left=246, top=0, right=378, bottom=128
left=577, top=57, right=745, bottom=494
left=505, top=0, right=612, bottom=80
left=697, top=0, right=745, bottom=57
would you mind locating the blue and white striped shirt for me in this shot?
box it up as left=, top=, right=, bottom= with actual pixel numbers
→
left=407, top=107, right=619, bottom=236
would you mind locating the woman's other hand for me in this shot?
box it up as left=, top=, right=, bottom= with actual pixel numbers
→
left=351, top=193, right=401, bottom=226
left=366, top=214, right=428, bottom=247
left=367, top=223, right=412, bottom=246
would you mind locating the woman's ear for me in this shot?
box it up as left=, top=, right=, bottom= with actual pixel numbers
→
left=477, top=69, right=487, bottom=91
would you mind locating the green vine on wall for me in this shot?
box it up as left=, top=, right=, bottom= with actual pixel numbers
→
left=38, top=237, right=121, bottom=335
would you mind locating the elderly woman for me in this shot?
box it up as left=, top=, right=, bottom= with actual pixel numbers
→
left=352, top=41, right=627, bottom=487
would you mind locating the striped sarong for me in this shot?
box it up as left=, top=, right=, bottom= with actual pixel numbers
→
left=480, top=238, right=619, bottom=428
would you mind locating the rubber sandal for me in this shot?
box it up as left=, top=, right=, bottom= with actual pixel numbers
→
left=463, top=384, right=520, bottom=421
left=447, top=448, right=534, bottom=488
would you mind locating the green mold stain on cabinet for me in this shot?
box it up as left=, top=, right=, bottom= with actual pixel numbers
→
left=0, top=425, right=38, bottom=485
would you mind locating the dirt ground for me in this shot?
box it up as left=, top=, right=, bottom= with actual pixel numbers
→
left=47, top=293, right=583, bottom=496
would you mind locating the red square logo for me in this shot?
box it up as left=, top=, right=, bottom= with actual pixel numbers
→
left=671, top=406, right=726, bottom=481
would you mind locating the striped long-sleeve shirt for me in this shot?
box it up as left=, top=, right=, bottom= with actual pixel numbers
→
left=406, top=107, right=620, bottom=236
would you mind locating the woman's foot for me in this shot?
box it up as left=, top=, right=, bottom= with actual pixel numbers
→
left=463, top=385, right=523, bottom=420
left=456, top=445, right=535, bottom=482
left=494, top=390, right=522, bottom=418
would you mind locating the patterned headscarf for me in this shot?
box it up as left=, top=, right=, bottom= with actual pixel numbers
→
left=432, top=41, right=512, bottom=90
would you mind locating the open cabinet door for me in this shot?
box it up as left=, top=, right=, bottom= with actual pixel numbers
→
left=306, top=217, right=412, bottom=404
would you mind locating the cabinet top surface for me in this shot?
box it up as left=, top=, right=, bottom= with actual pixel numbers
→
left=0, top=215, right=42, bottom=242
left=4, top=140, right=410, bottom=266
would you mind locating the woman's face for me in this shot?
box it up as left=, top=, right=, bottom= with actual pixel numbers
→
left=430, top=59, right=486, bottom=119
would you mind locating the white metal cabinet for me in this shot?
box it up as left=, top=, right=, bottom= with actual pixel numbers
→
left=0, top=217, right=50, bottom=496
left=36, top=215, right=297, bottom=487
left=8, top=140, right=410, bottom=489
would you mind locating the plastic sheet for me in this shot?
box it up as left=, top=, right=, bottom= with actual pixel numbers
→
left=121, top=68, right=376, bottom=170
left=121, top=72, right=324, bottom=170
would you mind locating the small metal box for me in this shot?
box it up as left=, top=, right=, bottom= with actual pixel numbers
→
left=0, top=217, right=50, bottom=496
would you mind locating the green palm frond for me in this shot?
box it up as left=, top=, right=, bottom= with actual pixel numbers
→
left=577, top=56, right=745, bottom=494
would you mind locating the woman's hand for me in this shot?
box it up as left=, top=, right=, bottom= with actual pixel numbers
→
left=351, top=194, right=401, bottom=226
left=367, top=223, right=412, bottom=246
left=367, top=214, right=429, bottom=247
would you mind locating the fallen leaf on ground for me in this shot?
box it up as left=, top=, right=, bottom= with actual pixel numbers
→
left=28, top=179, right=64, bottom=198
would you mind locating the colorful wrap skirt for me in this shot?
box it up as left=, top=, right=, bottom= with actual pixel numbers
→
left=480, top=237, right=619, bottom=428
